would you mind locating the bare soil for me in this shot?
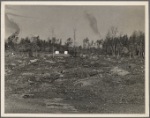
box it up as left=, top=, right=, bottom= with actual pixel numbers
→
left=5, top=52, right=145, bottom=113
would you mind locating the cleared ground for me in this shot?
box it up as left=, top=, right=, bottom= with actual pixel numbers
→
left=5, top=52, right=145, bottom=113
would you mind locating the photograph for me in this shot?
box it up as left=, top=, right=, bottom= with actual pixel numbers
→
left=1, top=1, right=149, bottom=117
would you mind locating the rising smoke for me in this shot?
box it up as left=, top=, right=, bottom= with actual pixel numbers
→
left=5, top=13, right=21, bottom=40
left=84, top=11, right=100, bottom=37
left=5, top=10, right=36, bottom=39
left=5, top=13, right=20, bottom=34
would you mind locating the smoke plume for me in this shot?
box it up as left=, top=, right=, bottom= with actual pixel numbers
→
left=5, top=13, right=20, bottom=38
left=85, top=12, right=100, bottom=36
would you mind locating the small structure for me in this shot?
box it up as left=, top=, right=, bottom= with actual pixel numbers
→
left=64, top=51, right=68, bottom=55
left=53, top=48, right=70, bottom=57
left=55, top=51, right=59, bottom=54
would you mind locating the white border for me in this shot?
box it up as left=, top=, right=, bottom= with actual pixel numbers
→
left=1, top=1, right=5, bottom=117
left=145, top=1, right=149, bottom=117
left=1, top=1, right=149, bottom=117
left=0, top=1, right=149, bottom=5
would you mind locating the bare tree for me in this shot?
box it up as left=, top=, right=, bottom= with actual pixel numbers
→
left=105, top=26, right=123, bottom=57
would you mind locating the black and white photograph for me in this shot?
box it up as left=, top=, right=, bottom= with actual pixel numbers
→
left=1, top=1, right=149, bottom=117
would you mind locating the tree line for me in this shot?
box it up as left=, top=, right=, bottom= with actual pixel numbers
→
left=5, top=27, right=145, bottom=58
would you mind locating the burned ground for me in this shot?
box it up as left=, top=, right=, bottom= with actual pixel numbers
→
left=5, top=52, right=145, bottom=113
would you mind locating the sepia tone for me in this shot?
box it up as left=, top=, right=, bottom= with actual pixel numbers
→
left=3, top=2, right=148, bottom=115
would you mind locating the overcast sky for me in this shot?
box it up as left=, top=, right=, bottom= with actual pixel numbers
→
left=5, top=5, right=145, bottom=45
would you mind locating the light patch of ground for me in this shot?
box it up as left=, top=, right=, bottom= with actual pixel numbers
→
left=74, top=74, right=103, bottom=87
left=110, top=66, right=129, bottom=76
left=45, top=98, right=77, bottom=112
left=5, top=95, right=78, bottom=113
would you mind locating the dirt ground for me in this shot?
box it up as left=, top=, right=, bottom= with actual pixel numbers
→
left=4, top=52, right=145, bottom=113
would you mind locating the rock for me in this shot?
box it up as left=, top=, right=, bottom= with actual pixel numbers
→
left=55, top=78, right=67, bottom=83
left=128, top=64, right=136, bottom=69
left=22, top=94, right=34, bottom=98
left=122, top=47, right=129, bottom=54
left=10, top=63, right=16, bottom=66
left=42, top=72, right=62, bottom=83
left=80, top=54, right=88, bottom=58
left=29, top=59, right=38, bottom=63
left=22, top=72, right=34, bottom=76
left=17, top=60, right=23, bottom=63
left=90, top=56, right=99, bottom=60
left=111, top=66, right=129, bottom=76
left=74, top=76, right=102, bottom=87
left=28, top=79, right=35, bottom=85
left=89, top=70, right=99, bottom=76
left=43, top=73, right=51, bottom=78
left=59, top=74, right=64, bottom=78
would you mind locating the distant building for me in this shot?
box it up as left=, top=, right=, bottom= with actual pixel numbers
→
left=55, top=51, right=59, bottom=54
left=64, top=51, right=68, bottom=54
left=55, top=50, right=68, bottom=55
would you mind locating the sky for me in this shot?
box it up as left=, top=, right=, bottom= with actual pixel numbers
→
left=5, top=5, right=145, bottom=45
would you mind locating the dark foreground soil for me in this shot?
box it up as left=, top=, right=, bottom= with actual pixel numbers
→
left=5, top=52, right=145, bottom=113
